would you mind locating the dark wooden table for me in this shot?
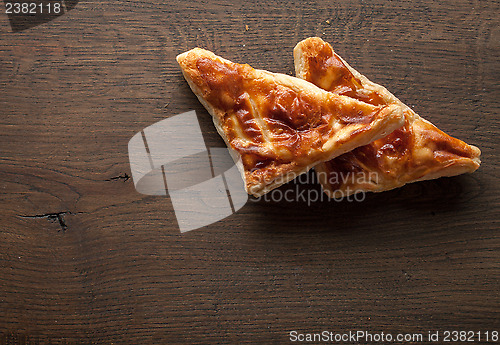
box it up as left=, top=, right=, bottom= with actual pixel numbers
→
left=1, top=0, right=499, bottom=344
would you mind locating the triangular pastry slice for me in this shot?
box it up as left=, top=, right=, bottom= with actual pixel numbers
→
left=294, top=37, right=481, bottom=197
left=177, top=48, right=405, bottom=197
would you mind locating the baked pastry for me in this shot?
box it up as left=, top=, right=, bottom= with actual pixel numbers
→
left=294, top=37, right=481, bottom=197
left=177, top=48, right=405, bottom=197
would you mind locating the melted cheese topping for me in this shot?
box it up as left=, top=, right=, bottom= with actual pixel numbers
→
left=182, top=52, right=387, bottom=172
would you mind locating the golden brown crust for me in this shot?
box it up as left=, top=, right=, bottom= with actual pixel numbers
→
left=177, top=48, right=405, bottom=196
left=294, top=37, right=481, bottom=197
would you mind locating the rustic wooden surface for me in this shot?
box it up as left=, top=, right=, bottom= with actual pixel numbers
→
left=0, top=0, right=499, bottom=344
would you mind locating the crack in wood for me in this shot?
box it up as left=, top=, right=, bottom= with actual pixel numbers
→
left=105, top=173, right=130, bottom=182
left=18, top=211, right=81, bottom=232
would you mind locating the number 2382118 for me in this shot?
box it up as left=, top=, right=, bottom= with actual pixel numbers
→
left=5, top=2, right=62, bottom=14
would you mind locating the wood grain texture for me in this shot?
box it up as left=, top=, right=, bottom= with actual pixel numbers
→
left=0, top=0, right=499, bottom=344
